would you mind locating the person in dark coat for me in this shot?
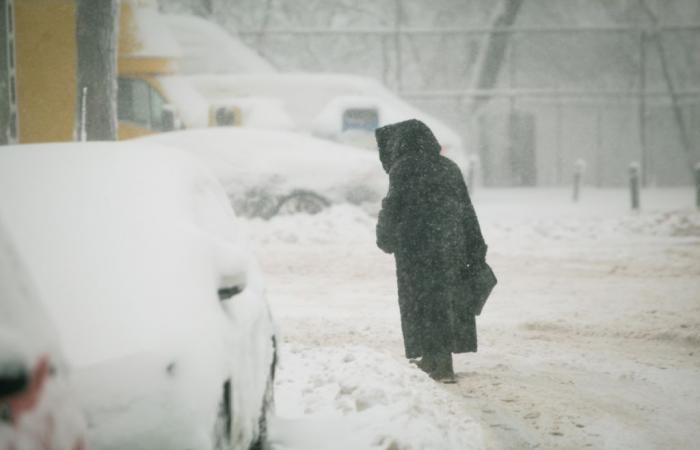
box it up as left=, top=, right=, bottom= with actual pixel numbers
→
left=375, top=119, right=487, bottom=382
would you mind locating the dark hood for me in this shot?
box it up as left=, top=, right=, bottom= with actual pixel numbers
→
left=375, top=123, right=399, bottom=173
left=375, top=119, right=440, bottom=173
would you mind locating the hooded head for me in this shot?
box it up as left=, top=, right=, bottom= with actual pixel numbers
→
left=375, top=122, right=399, bottom=173
left=375, top=119, right=440, bottom=173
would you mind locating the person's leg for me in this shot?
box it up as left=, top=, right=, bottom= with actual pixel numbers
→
left=430, top=351, right=456, bottom=383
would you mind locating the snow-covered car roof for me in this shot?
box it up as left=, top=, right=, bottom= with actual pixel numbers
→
left=0, top=142, right=255, bottom=367
left=138, top=128, right=388, bottom=215
left=163, top=13, right=276, bottom=74
left=182, top=73, right=464, bottom=151
left=124, top=3, right=182, bottom=59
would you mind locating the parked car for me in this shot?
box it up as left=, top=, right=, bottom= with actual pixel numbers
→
left=0, top=221, right=87, bottom=450
left=0, top=142, right=277, bottom=450
left=139, top=128, right=389, bottom=219
left=180, top=73, right=469, bottom=170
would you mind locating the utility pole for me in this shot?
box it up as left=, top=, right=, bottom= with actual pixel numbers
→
left=1, top=0, right=18, bottom=144
left=75, top=0, right=118, bottom=141
left=638, top=0, right=695, bottom=181
left=394, top=0, right=402, bottom=93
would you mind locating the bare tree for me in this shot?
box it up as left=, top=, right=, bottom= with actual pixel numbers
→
left=468, top=0, right=525, bottom=116
left=75, top=0, right=118, bottom=141
left=638, top=0, right=696, bottom=177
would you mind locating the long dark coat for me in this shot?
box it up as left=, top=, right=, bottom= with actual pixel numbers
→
left=375, top=119, right=486, bottom=359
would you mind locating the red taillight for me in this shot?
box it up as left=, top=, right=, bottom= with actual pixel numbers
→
left=7, top=354, right=50, bottom=425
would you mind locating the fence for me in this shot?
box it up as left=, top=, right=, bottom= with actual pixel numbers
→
left=238, top=24, right=700, bottom=187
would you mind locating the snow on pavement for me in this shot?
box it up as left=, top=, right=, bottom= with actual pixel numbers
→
left=269, top=345, right=483, bottom=450
left=243, top=187, right=700, bottom=450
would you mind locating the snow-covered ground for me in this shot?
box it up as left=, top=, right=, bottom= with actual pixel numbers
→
left=242, top=187, right=700, bottom=450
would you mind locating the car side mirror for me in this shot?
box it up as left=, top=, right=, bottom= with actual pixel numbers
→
left=218, top=285, right=243, bottom=301
left=0, top=360, right=29, bottom=398
left=218, top=271, right=247, bottom=302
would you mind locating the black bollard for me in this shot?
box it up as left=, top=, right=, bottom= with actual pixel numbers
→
left=629, top=163, right=641, bottom=211
left=572, top=159, right=585, bottom=203
left=695, top=163, right=700, bottom=210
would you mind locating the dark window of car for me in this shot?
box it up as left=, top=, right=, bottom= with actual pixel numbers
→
left=214, top=107, right=236, bottom=127
left=118, top=78, right=171, bottom=131
left=118, top=78, right=150, bottom=127
left=342, top=108, right=379, bottom=132
left=149, top=85, right=168, bottom=131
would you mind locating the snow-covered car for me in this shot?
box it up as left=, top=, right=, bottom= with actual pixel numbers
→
left=0, top=222, right=87, bottom=450
left=139, top=128, right=388, bottom=218
left=179, top=73, right=469, bottom=169
left=0, top=143, right=277, bottom=450
left=162, top=14, right=276, bottom=76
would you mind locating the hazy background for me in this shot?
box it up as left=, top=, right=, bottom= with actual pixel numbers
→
left=156, top=0, right=700, bottom=188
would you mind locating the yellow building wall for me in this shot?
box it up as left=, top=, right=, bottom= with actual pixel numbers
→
left=15, top=0, right=76, bottom=143
left=13, top=0, right=180, bottom=143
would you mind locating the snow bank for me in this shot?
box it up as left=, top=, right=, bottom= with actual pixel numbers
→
left=270, top=345, right=484, bottom=450
left=163, top=14, right=276, bottom=74
left=471, top=188, right=700, bottom=257
left=244, top=186, right=699, bottom=254
left=243, top=204, right=376, bottom=245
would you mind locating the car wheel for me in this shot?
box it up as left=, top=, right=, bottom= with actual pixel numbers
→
left=213, top=380, right=232, bottom=450
left=233, top=188, right=279, bottom=219
left=250, top=336, right=277, bottom=450
left=249, top=373, right=274, bottom=450
left=272, top=190, right=330, bottom=217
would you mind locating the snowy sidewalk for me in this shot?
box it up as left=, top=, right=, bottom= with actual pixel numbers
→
left=268, top=345, right=483, bottom=450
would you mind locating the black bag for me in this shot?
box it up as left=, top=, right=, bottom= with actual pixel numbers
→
left=466, top=261, right=497, bottom=316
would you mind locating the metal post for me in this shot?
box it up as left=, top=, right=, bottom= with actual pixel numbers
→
left=3, top=0, right=18, bottom=144
left=381, top=34, right=388, bottom=87
left=695, top=163, right=700, bottom=210
left=639, top=31, right=648, bottom=187
left=508, top=36, right=517, bottom=185
left=555, top=98, right=563, bottom=185
left=394, top=0, right=402, bottom=93
left=79, top=86, right=87, bottom=142
left=629, top=162, right=641, bottom=210
left=595, top=105, right=603, bottom=187
left=573, top=159, right=585, bottom=203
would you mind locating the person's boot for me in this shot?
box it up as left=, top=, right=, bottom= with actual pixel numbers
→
left=415, top=354, right=437, bottom=375
left=429, top=352, right=456, bottom=384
